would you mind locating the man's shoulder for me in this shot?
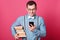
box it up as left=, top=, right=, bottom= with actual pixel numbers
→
left=36, top=16, right=44, bottom=23
left=36, top=15, right=43, bottom=19
left=17, top=16, right=25, bottom=20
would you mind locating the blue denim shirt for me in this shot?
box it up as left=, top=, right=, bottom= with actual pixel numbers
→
left=11, top=14, right=46, bottom=40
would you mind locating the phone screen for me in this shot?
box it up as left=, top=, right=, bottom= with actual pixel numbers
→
left=29, top=22, right=34, bottom=27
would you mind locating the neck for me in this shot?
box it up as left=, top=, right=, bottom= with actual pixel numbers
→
left=28, top=14, right=36, bottom=17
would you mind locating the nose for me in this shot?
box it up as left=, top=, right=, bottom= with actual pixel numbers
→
left=31, top=10, right=33, bottom=13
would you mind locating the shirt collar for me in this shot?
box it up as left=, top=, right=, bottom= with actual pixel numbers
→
left=27, top=14, right=36, bottom=19
left=28, top=16, right=34, bottom=19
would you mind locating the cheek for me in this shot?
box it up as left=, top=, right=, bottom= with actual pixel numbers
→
left=28, top=11, right=31, bottom=13
left=27, top=10, right=30, bottom=13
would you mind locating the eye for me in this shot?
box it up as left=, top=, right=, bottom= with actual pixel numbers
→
left=28, top=9, right=31, bottom=11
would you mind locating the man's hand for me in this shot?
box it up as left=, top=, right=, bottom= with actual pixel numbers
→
left=14, top=34, right=19, bottom=40
left=29, top=24, right=36, bottom=32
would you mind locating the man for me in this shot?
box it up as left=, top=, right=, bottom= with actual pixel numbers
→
left=11, top=1, right=46, bottom=40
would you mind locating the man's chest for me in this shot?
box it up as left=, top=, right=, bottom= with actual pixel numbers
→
left=20, top=18, right=39, bottom=28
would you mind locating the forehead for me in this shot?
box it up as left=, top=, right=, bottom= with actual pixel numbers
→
left=27, top=4, right=35, bottom=9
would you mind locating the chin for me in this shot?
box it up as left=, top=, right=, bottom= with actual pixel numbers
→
left=31, top=14, right=35, bottom=16
left=29, top=13, right=35, bottom=16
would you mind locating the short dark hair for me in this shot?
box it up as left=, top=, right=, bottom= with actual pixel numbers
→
left=26, top=1, right=37, bottom=8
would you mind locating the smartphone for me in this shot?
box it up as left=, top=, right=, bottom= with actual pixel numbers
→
left=29, top=22, right=34, bottom=27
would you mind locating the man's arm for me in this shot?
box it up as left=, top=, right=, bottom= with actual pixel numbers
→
left=11, top=17, right=21, bottom=36
left=33, top=17, right=46, bottom=37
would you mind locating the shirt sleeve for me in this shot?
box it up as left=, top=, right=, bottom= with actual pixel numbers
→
left=11, top=17, right=21, bottom=36
left=33, top=17, right=46, bottom=37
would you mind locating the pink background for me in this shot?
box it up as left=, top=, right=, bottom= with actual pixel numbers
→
left=0, top=0, right=60, bottom=40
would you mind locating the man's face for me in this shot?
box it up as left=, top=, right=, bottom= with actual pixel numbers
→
left=27, top=4, right=37, bottom=16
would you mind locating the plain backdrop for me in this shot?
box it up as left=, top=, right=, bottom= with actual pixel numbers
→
left=0, top=0, right=60, bottom=40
